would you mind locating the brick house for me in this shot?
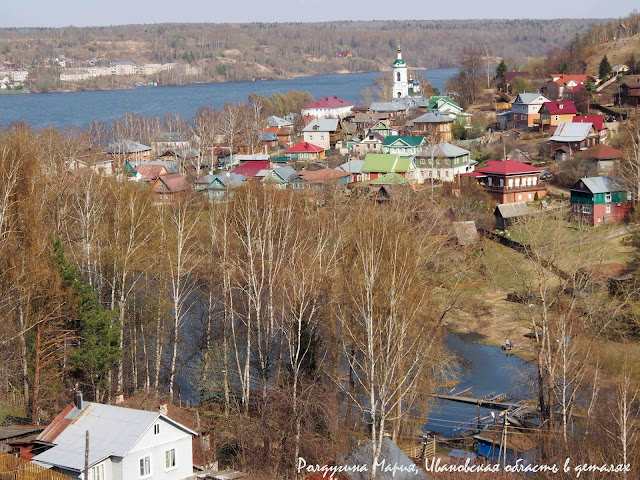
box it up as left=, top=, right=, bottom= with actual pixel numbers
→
left=461, top=159, right=546, bottom=204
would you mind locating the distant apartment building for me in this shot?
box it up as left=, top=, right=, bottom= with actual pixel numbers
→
left=110, top=61, right=136, bottom=75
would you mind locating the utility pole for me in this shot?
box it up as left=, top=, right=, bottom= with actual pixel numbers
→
left=490, top=412, right=497, bottom=463
left=85, top=430, right=90, bottom=480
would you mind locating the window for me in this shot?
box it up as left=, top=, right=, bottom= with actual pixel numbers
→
left=573, top=204, right=580, bottom=213
left=139, top=456, right=151, bottom=477
left=165, top=449, right=176, bottom=470
left=89, top=463, right=105, bottom=480
left=397, top=72, right=400, bottom=81
left=605, top=193, right=612, bottom=202
left=154, top=424, right=160, bottom=435
left=606, top=204, right=611, bottom=213
left=555, top=115, right=559, bottom=121
left=582, top=204, right=592, bottom=214
left=420, top=158, right=425, bottom=165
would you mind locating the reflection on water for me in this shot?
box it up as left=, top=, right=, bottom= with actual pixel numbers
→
left=425, top=333, right=536, bottom=436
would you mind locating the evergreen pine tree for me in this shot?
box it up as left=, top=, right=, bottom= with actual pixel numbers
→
left=496, top=60, right=507, bottom=79
left=52, top=237, right=120, bottom=399
left=599, top=55, right=612, bottom=79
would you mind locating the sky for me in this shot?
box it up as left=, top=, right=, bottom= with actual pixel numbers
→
left=0, top=0, right=636, bottom=27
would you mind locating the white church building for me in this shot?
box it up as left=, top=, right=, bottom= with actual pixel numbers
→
left=392, top=47, right=421, bottom=99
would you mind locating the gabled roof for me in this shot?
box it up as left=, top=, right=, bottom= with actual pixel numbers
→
left=550, top=74, right=593, bottom=86
left=366, top=172, right=409, bottom=185
left=231, top=160, right=271, bottom=177
left=452, top=221, right=479, bottom=246
left=550, top=122, right=595, bottom=142
left=542, top=101, right=578, bottom=115
left=420, top=142, right=470, bottom=158
left=571, top=176, right=629, bottom=194
left=512, top=93, right=550, bottom=105
left=135, top=164, right=166, bottom=180
left=285, top=142, right=324, bottom=153
left=411, top=111, right=455, bottom=123
left=428, top=96, right=462, bottom=112
left=263, top=165, right=299, bottom=184
left=574, top=143, right=622, bottom=160
left=129, top=160, right=179, bottom=174
left=33, top=402, right=195, bottom=472
left=382, top=135, right=425, bottom=147
left=266, top=115, right=293, bottom=127
left=495, top=202, right=531, bottom=219
left=337, top=159, right=364, bottom=174
left=197, top=173, right=247, bottom=189
left=476, top=160, right=542, bottom=176
left=361, top=154, right=414, bottom=173
left=105, top=140, right=151, bottom=154
left=302, top=96, right=353, bottom=109
left=572, top=115, right=605, bottom=131
left=259, top=131, right=278, bottom=142
left=298, top=169, right=349, bottom=183
left=302, top=118, right=339, bottom=132
left=156, top=173, right=190, bottom=193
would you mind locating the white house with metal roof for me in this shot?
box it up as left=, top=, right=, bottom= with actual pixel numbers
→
left=303, top=118, right=339, bottom=150
left=32, top=393, right=196, bottom=480
left=414, top=142, right=474, bottom=183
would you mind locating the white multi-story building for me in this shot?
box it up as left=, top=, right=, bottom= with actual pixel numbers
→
left=301, top=96, right=353, bottom=119
left=110, top=61, right=136, bottom=75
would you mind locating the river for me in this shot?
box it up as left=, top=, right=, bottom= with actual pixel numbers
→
left=425, top=333, right=536, bottom=437
left=0, top=68, right=459, bottom=129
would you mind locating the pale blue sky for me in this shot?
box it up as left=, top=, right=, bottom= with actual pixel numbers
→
left=0, top=0, right=636, bottom=27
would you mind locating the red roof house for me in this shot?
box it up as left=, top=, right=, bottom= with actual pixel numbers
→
left=540, top=101, right=578, bottom=133
left=284, top=142, right=326, bottom=162
left=301, top=96, right=354, bottom=119
left=573, top=115, right=607, bottom=142
left=230, top=160, right=271, bottom=177
left=151, top=172, right=190, bottom=202
left=462, top=160, right=546, bottom=204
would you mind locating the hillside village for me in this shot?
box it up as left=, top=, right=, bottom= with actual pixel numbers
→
left=2, top=13, right=640, bottom=480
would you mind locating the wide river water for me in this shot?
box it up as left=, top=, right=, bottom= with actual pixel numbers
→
left=0, top=68, right=459, bottom=129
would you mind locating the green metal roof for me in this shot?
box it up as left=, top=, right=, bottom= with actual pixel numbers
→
left=367, top=173, right=409, bottom=185
left=382, top=136, right=425, bottom=147
left=393, top=59, right=406, bottom=66
left=428, top=96, right=462, bottom=112
left=361, top=154, right=415, bottom=173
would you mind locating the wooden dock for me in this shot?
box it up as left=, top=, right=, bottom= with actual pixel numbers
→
left=431, top=393, right=523, bottom=410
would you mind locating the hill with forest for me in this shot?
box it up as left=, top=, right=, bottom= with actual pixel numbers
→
left=0, top=18, right=608, bottom=91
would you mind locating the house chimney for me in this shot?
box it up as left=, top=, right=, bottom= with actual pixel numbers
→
left=158, top=403, right=168, bottom=416
left=75, top=391, right=83, bottom=410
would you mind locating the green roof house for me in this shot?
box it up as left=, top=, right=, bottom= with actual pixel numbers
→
left=381, top=136, right=426, bottom=156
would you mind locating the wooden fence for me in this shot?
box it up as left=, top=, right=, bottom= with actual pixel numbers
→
left=0, top=452, right=73, bottom=480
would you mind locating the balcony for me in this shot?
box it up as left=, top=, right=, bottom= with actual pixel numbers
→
left=479, top=183, right=545, bottom=194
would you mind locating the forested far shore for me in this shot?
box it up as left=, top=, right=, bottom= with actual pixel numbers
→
left=0, top=18, right=605, bottom=92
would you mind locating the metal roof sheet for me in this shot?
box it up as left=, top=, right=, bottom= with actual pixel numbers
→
left=495, top=202, right=531, bottom=219
left=572, top=176, right=628, bottom=194
left=549, top=122, right=594, bottom=142
left=419, top=142, right=470, bottom=158
left=302, top=118, right=339, bottom=132
left=32, top=402, right=195, bottom=472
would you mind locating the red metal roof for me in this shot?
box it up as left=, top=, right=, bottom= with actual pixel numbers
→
left=551, top=74, right=592, bottom=86
left=285, top=142, right=325, bottom=153
left=543, top=101, right=578, bottom=115
left=298, top=169, right=349, bottom=183
left=460, top=171, right=487, bottom=178
left=573, top=115, right=605, bottom=131
left=477, top=160, right=542, bottom=175
left=575, top=143, right=622, bottom=160
left=230, top=160, right=271, bottom=177
left=37, top=403, right=75, bottom=444
left=156, top=173, right=190, bottom=193
left=135, top=164, right=166, bottom=180
left=302, top=96, right=354, bottom=109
